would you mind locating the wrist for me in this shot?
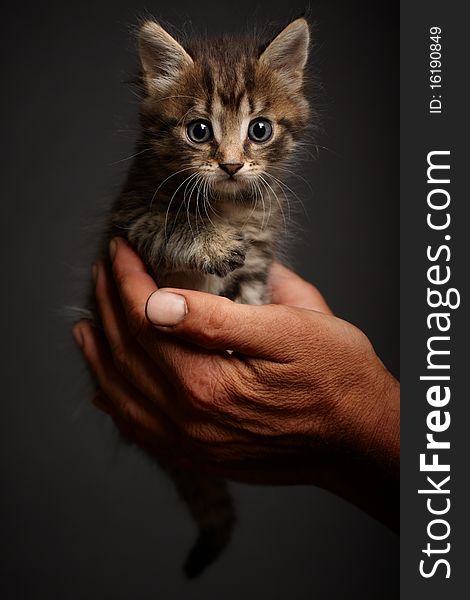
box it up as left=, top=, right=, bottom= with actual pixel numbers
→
left=310, top=355, right=400, bottom=530
left=355, top=366, right=400, bottom=477
left=340, top=364, right=400, bottom=530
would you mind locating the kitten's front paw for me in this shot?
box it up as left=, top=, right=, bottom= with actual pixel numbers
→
left=204, top=237, right=248, bottom=277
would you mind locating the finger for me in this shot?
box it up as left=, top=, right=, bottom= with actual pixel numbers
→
left=145, top=286, right=308, bottom=361
left=109, top=237, right=242, bottom=377
left=269, top=262, right=333, bottom=315
left=108, top=237, right=158, bottom=338
left=92, top=390, right=193, bottom=467
left=110, top=237, right=305, bottom=365
left=92, top=391, right=114, bottom=415
left=94, top=259, right=177, bottom=416
left=72, top=319, right=179, bottom=444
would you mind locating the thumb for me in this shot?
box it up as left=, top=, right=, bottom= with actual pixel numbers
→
left=145, top=287, right=307, bottom=360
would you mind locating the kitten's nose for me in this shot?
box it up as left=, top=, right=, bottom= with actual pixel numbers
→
left=219, top=162, right=244, bottom=176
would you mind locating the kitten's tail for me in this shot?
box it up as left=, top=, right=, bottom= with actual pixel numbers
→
left=170, top=468, right=236, bottom=578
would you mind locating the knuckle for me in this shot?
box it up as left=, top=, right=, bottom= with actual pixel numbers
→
left=181, top=421, right=225, bottom=460
left=196, top=302, right=230, bottom=348
left=126, top=301, right=147, bottom=338
left=179, top=357, right=229, bottom=411
left=111, top=268, right=147, bottom=339
left=216, top=364, right=243, bottom=404
left=109, top=342, right=135, bottom=383
left=111, top=262, right=128, bottom=290
left=304, top=281, right=322, bottom=299
left=265, top=304, right=304, bottom=358
left=183, top=421, right=208, bottom=443
left=109, top=338, right=126, bottom=368
left=119, top=400, right=135, bottom=424
left=271, top=302, right=298, bottom=324
left=119, top=401, right=144, bottom=430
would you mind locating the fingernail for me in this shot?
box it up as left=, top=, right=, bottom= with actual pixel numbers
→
left=145, top=290, right=187, bottom=326
left=109, top=238, right=117, bottom=261
left=72, top=324, right=85, bottom=349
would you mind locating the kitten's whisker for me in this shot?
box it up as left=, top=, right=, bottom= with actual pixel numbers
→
left=126, top=85, right=143, bottom=101
left=195, top=176, right=206, bottom=234
left=261, top=170, right=291, bottom=225
left=241, top=181, right=259, bottom=231
left=164, top=172, right=199, bottom=240
left=109, top=147, right=152, bottom=166
left=259, top=174, right=287, bottom=232
left=268, top=165, right=313, bottom=192
left=257, top=176, right=276, bottom=231
left=183, top=173, right=200, bottom=234
left=158, top=95, right=206, bottom=103
left=186, top=174, right=201, bottom=221
left=185, top=174, right=200, bottom=241
left=201, top=179, right=218, bottom=230
left=205, top=180, right=222, bottom=218
left=313, top=144, right=339, bottom=157
left=176, top=106, right=200, bottom=128
left=254, top=179, right=267, bottom=230
left=189, top=174, right=203, bottom=239
left=199, top=179, right=208, bottom=228
left=164, top=173, right=198, bottom=240
left=263, top=171, right=308, bottom=221
left=149, top=166, right=195, bottom=212
left=250, top=179, right=261, bottom=228
left=256, top=180, right=267, bottom=230
left=170, top=174, right=199, bottom=239
left=257, top=178, right=271, bottom=231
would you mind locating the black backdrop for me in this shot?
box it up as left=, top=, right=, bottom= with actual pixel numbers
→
left=0, top=1, right=399, bottom=598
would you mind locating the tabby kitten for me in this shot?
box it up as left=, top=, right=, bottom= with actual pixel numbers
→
left=100, top=17, right=311, bottom=577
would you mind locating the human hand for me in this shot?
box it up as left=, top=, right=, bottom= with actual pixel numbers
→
left=73, top=238, right=399, bottom=528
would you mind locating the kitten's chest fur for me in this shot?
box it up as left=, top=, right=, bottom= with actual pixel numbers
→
left=111, top=187, right=280, bottom=305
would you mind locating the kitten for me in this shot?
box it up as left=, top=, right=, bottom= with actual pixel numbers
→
left=97, top=17, right=311, bottom=577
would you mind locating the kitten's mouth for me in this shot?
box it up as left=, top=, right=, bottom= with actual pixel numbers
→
left=224, top=170, right=250, bottom=181
left=216, top=172, right=243, bottom=182
left=218, top=175, right=244, bottom=185
left=213, top=174, right=248, bottom=194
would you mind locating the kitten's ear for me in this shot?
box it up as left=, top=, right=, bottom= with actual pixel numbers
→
left=259, top=18, right=310, bottom=90
left=138, top=21, right=193, bottom=93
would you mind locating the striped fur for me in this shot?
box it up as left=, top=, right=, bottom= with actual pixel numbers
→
left=99, top=17, right=311, bottom=576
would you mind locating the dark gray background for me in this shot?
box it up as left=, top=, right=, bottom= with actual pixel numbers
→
left=0, top=1, right=398, bottom=598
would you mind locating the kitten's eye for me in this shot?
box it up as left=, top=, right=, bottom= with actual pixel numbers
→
left=248, top=119, right=273, bottom=143
left=187, top=120, right=213, bottom=143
